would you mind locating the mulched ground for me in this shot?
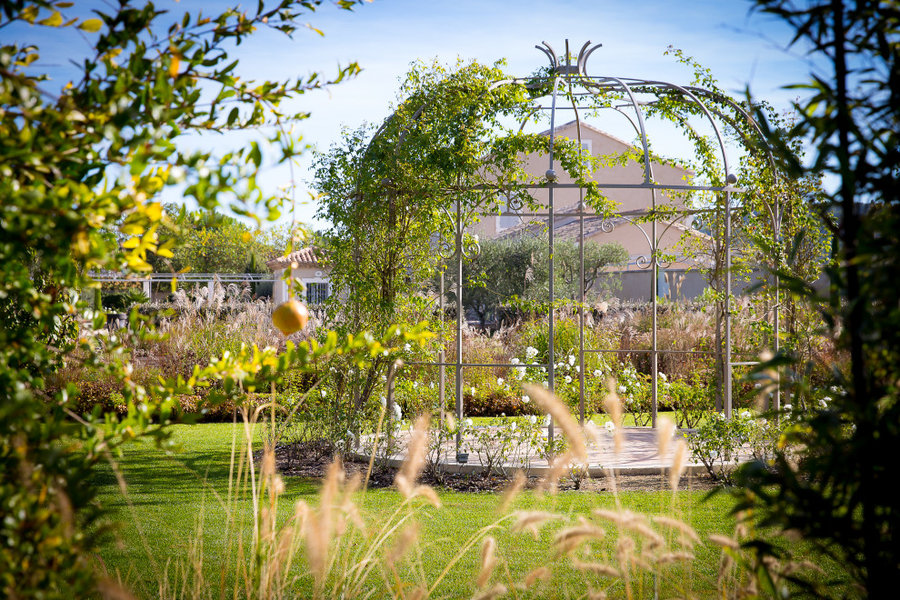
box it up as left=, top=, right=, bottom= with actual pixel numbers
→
left=271, top=441, right=719, bottom=493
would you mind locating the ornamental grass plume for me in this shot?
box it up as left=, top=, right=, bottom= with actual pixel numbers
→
left=669, top=438, right=688, bottom=492
left=394, top=414, right=441, bottom=507
left=603, top=378, right=624, bottom=453
left=656, top=415, right=675, bottom=457
left=499, top=470, right=526, bottom=513
left=476, top=536, right=498, bottom=587
left=523, top=383, right=587, bottom=463
left=523, top=566, right=551, bottom=587
left=652, top=515, right=700, bottom=547
left=511, top=511, right=560, bottom=539
left=553, top=521, right=607, bottom=556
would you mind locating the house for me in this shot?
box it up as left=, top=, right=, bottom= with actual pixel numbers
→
left=266, top=247, right=331, bottom=306
left=270, top=121, right=712, bottom=305
left=470, top=120, right=712, bottom=300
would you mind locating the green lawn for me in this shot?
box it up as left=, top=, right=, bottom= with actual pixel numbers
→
left=92, top=422, right=741, bottom=598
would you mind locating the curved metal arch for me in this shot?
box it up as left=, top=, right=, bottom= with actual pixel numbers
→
left=363, top=42, right=785, bottom=459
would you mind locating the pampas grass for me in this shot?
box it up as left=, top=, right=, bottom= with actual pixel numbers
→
left=122, top=381, right=786, bottom=600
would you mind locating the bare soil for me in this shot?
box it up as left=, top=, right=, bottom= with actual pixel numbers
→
left=271, top=441, right=719, bottom=493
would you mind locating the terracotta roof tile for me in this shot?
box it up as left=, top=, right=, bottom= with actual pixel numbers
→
left=266, top=247, right=320, bottom=270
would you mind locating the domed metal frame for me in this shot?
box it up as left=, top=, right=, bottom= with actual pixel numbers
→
left=384, top=40, right=784, bottom=454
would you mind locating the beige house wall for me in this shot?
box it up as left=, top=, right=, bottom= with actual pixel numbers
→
left=471, top=121, right=705, bottom=276
left=271, top=265, right=331, bottom=305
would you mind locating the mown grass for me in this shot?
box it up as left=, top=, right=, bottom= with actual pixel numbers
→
left=92, top=422, right=739, bottom=598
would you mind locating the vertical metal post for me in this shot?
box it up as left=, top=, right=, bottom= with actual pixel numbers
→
left=724, top=190, right=733, bottom=418
left=547, top=75, right=559, bottom=447
left=651, top=193, right=658, bottom=428
left=439, top=268, right=446, bottom=422
left=773, top=201, right=781, bottom=413
left=578, top=188, right=586, bottom=424
left=455, top=199, right=465, bottom=457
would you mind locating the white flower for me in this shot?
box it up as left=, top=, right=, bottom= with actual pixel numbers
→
left=543, top=415, right=551, bottom=427
left=515, top=366, right=527, bottom=380
left=658, top=372, right=667, bottom=381
left=525, top=346, right=538, bottom=360
left=404, top=343, right=411, bottom=352
left=511, top=357, right=520, bottom=365
left=740, top=410, right=751, bottom=419
left=593, top=369, right=602, bottom=378
left=618, top=385, right=627, bottom=394
left=575, top=365, right=580, bottom=373
left=392, top=403, right=402, bottom=421
left=604, top=421, right=615, bottom=433
left=568, top=355, right=576, bottom=366
left=510, top=422, right=517, bottom=431
left=759, top=418, right=768, bottom=426
left=470, top=386, right=476, bottom=396
left=717, top=412, right=726, bottom=420
left=429, top=382, right=435, bottom=389
left=521, top=394, right=530, bottom=404
left=320, top=389, right=327, bottom=398
left=542, top=380, right=548, bottom=387
left=412, top=381, right=418, bottom=389
left=784, top=404, right=792, bottom=412
left=464, top=418, right=473, bottom=427
left=528, top=415, right=537, bottom=425
left=497, top=377, right=505, bottom=386
left=820, top=396, right=831, bottom=408
left=564, top=375, right=572, bottom=384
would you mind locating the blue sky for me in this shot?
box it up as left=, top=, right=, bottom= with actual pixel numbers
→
left=10, top=0, right=817, bottom=227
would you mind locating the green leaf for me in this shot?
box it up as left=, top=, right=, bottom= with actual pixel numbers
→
left=78, top=18, right=103, bottom=33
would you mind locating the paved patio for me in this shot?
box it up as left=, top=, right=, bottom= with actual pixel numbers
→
left=357, top=426, right=744, bottom=477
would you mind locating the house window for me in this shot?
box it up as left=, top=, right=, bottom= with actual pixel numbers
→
left=306, top=282, right=330, bottom=305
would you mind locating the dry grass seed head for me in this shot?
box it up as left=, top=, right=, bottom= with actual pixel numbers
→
left=586, top=588, right=608, bottom=600
left=656, top=551, right=695, bottom=564
left=583, top=421, right=601, bottom=447
left=537, top=450, right=573, bottom=495
left=553, top=524, right=606, bottom=556
left=656, top=416, right=675, bottom=457
left=652, top=516, right=700, bottom=546
left=593, top=508, right=624, bottom=525
left=472, top=583, right=508, bottom=600
left=603, top=379, right=624, bottom=453
left=500, top=470, right=526, bottom=513
left=512, top=511, right=560, bottom=540
left=410, top=484, right=442, bottom=508
left=385, top=522, right=420, bottom=568
left=616, top=536, right=635, bottom=568
left=626, top=522, right=665, bottom=551
left=708, top=534, right=740, bottom=550
left=477, top=536, right=498, bottom=588
left=395, top=414, right=430, bottom=499
left=571, top=558, right=620, bottom=578
left=669, top=439, right=687, bottom=491
left=523, top=384, right=587, bottom=462
left=523, top=566, right=551, bottom=587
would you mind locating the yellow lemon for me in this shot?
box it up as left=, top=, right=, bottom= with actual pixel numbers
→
left=272, top=300, right=309, bottom=335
